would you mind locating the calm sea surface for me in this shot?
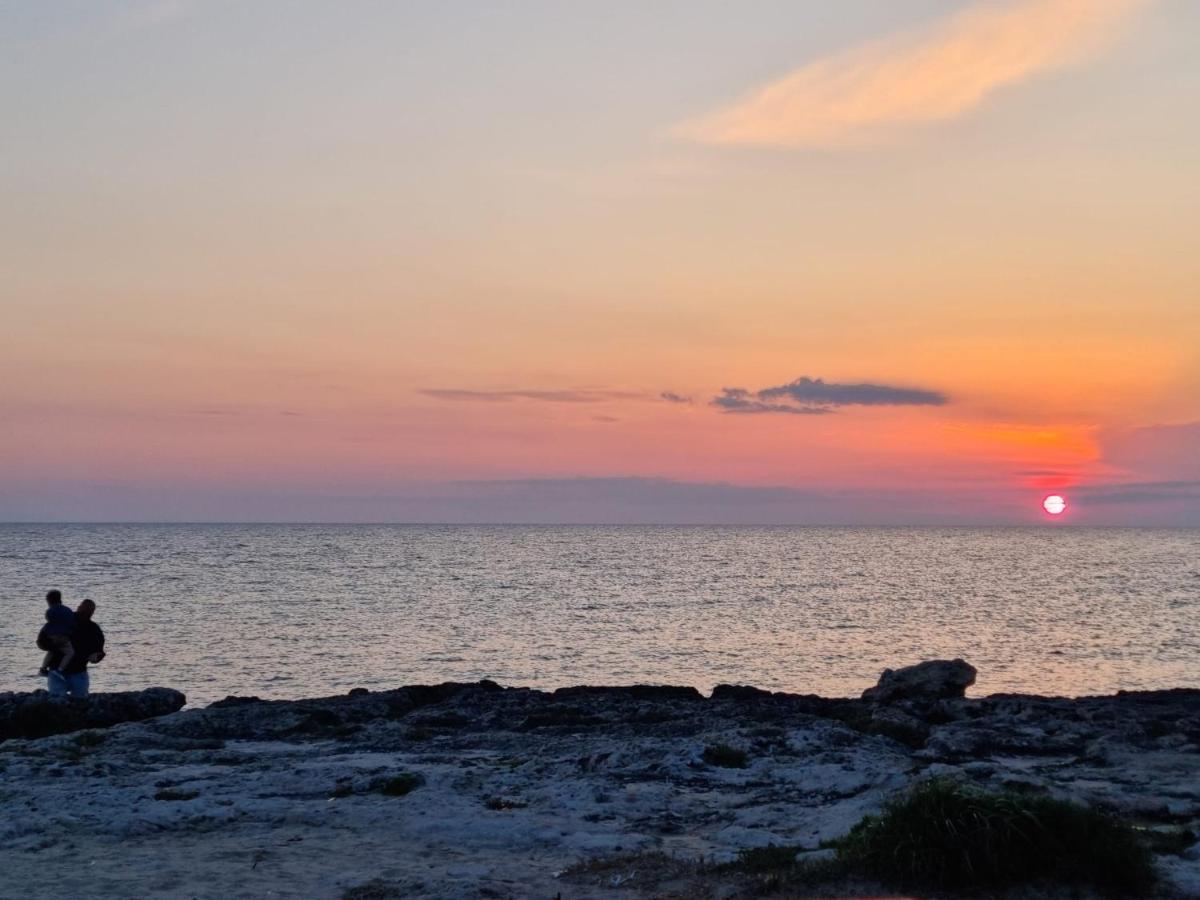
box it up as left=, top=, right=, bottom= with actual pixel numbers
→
left=1, top=525, right=1196, bottom=706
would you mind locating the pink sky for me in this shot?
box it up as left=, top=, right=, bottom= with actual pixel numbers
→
left=1, top=1, right=1197, bottom=523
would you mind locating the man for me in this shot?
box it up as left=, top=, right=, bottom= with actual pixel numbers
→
left=43, top=599, right=105, bottom=698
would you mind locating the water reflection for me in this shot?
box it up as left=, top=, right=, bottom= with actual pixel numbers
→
left=0, top=525, right=1196, bottom=705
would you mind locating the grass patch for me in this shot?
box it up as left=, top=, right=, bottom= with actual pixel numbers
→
left=836, top=777, right=1156, bottom=895
left=373, top=772, right=423, bottom=796
left=702, top=743, right=748, bottom=769
left=153, top=787, right=200, bottom=801
left=561, top=782, right=1162, bottom=897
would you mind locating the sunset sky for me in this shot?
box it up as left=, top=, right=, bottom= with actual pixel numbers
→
left=2, top=0, right=1198, bottom=523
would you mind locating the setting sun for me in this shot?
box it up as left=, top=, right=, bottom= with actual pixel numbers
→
left=1042, top=494, right=1068, bottom=516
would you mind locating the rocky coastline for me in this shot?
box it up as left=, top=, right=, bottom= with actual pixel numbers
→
left=1, top=661, right=1197, bottom=898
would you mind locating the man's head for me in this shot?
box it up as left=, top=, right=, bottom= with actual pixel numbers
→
left=46, top=589, right=62, bottom=606
left=76, top=598, right=96, bottom=621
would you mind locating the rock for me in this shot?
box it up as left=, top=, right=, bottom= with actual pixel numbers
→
left=2, top=671, right=1200, bottom=898
left=865, top=706, right=931, bottom=747
left=155, top=681, right=504, bottom=741
left=553, top=685, right=703, bottom=703
left=862, top=659, right=977, bottom=705
left=0, top=687, right=187, bottom=741
left=710, top=684, right=776, bottom=703
left=208, top=696, right=262, bottom=708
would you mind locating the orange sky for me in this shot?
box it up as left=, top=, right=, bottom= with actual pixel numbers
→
left=1, top=0, right=1197, bottom=522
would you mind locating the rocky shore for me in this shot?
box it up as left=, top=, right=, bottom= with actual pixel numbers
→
left=0, top=661, right=1197, bottom=899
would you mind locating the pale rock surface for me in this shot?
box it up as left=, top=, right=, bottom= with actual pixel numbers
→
left=0, top=666, right=1197, bottom=899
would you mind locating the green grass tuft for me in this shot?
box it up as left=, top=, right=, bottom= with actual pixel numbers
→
left=702, top=743, right=748, bottom=769
left=836, top=777, right=1156, bottom=895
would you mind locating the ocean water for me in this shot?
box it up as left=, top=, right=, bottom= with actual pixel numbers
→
left=0, top=525, right=1196, bottom=707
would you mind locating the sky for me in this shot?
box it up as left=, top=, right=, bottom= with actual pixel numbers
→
left=2, top=0, right=1198, bottom=524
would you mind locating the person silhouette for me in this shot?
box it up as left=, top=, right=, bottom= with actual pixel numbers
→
left=40, top=599, right=106, bottom=698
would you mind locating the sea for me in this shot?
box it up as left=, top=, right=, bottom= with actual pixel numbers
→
left=1, top=524, right=1196, bottom=707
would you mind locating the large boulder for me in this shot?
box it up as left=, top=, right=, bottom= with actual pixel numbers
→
left=0, top=688, right=186, bottom=741
left=862, top=659, right=977, bottom=705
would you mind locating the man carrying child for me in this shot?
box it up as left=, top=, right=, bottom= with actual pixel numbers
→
left=36, top=591, right=106, bottom=698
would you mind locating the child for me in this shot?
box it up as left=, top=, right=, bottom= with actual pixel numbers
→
left=39, top=589, right=75, bottom=677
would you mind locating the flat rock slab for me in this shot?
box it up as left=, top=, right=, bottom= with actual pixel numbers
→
left=0, top=687, right=186, bottom=741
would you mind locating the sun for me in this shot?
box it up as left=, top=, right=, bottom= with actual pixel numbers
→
left=1042, top=494, right=1067, bottom=516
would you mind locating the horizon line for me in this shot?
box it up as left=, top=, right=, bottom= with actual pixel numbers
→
left=0, top=520, right=1183, bottom=529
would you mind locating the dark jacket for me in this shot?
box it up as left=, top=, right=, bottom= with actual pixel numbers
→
left=36, top=620, right=106, bottom=674
left=64, top=619, right=105, bottom=675
left=44, top=604, right=75, bottom=636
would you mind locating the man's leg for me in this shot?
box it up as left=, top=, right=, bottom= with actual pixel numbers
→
left=67, top=672, right=89, bottom=699
left=46, top=672, right=67, bottom=696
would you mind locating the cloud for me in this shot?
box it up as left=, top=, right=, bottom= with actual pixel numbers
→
left=761, top=377, right=948, bottom=407
left=713, top=377, right=947, bottom=415
left=660, top=392, right=693, bottom=404
left=680, top=0, right=1147, bottom=147
left=712, top=388, right=833, bottom=415
left=421, top=389, right=644, bottom=404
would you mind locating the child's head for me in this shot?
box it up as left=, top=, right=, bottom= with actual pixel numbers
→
left=46, top=589, right=62, bottom=606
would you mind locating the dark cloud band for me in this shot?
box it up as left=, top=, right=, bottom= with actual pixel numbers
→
left=713, top=377, right=947, bottom=414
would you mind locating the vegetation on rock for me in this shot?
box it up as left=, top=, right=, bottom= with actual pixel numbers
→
left=836, top=777, right=1156, bottom=895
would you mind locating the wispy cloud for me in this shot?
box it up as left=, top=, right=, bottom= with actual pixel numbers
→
left=421, top=389, right=644, bottom=404
left=680, top=0, right=1148, bottom=148
left=660, top=391, right=693, bottom=405
left=713, top=377, right=948, bottom=415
